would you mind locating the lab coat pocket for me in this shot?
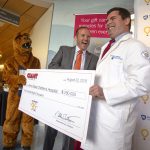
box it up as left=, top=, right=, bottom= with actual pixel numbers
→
left=99, top=105, right=123, bottom=131
left=108, top=59, right=123, bottom=85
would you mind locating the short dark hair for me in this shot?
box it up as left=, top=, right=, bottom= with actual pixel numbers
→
left=107, top=7, right=131, bottom=29
left=75, top=26, right=90, bottom=36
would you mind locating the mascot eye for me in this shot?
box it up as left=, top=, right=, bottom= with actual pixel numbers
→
left=23, top=36, right=30, bottom=40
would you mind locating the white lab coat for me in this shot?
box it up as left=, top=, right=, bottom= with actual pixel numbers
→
left=82, top=33, right=150, bottom=150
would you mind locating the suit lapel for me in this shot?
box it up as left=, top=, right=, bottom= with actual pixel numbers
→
left=68, top=46, right=75, bottom=69
left=84, top=51, right=91, bottom=69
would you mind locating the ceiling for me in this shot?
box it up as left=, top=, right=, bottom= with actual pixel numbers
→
left=0, top=0, right=50, bottom=66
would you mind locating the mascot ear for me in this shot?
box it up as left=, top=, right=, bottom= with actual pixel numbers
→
left=13, top=32, right=21, bottom=49
left=23, top=33, right=30, bottom=37
left=14, top=32, right=22, bottom=40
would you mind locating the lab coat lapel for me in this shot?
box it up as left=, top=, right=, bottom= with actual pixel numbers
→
left=99, top=34, right=132, bottom=62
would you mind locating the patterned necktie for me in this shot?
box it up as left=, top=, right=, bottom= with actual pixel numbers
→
left=74, top=50, right=83, bottom=69
left=101, top=39, right=115, bottom=58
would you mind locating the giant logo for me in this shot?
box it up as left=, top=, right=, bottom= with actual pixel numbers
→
left=27, top=73, right=38, bottom=80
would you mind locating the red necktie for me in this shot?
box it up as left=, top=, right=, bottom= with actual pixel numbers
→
left=74, top=141, right=82, bottom=150
left=74, top=50, right=83, bottom=69
left=101, top=39, right=115, bottom=58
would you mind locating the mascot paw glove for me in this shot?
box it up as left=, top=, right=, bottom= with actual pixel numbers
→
left=18, top=75, right=26, bottom=85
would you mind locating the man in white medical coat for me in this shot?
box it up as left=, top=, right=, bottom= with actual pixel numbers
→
left=83, top=7, right=150, bottom=150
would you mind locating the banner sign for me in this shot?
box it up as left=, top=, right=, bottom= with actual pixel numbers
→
left=74, top=14, right=109, bottom=38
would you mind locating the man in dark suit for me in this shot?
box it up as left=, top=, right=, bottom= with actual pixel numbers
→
left=43, top=26, right=98, bottom=150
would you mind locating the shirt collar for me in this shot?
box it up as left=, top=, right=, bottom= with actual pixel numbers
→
left=75, top=46, right=86, bottom=54
left=115, top=32, right=131, bottom=42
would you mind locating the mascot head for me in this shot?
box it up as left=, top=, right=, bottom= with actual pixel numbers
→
left=13, top=32, right=32, bottom=56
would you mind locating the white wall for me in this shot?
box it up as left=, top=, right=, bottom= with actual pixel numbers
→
left=49, top=0, right=134, bottom=54
left=30, top=4, right=54, bottom=69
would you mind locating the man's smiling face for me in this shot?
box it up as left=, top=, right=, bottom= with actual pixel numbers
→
left=75, top=28, right=91, bottom=51
left=106, top=10, right=130, bottom=39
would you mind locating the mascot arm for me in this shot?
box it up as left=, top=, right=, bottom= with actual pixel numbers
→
left=37, top=59, right=41, bottom=69
left=17, top=75, right=26, bottom=85
left=32, top=58, right=41, bottom=69
left=3, top=62, right=26, bottom=89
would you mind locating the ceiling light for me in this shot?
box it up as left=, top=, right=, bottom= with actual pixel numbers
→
left=0, top=51, right=2, bottom=59
left=0, top=8, right=20, bottom=26
left=0, top=64, right=4, bottom=71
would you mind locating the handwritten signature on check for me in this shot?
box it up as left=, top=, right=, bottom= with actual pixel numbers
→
left=55, top=111, right=80, bottom=123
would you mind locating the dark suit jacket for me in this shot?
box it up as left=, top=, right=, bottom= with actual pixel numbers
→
left=48, top=46, right=98, bottom=70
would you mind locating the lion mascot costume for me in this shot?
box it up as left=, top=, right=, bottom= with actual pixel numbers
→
left=2, top=33, right=41, bottom=150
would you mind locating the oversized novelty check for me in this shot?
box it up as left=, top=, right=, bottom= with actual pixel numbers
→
left=19, top=69, right=95, bottom=143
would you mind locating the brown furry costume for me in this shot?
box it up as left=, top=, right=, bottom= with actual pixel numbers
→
left=2, top=33, right=41, bottom=148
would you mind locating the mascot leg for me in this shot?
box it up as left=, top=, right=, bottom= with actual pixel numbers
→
left=2, top=93, right=21, bottom=147
left=21, top=113, right=34, bottom=147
